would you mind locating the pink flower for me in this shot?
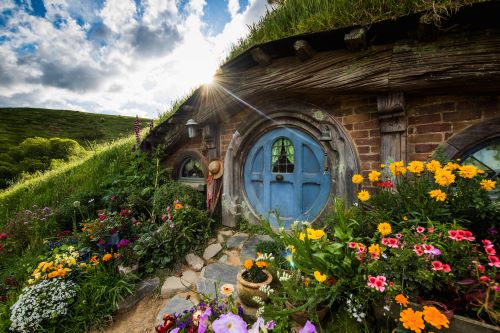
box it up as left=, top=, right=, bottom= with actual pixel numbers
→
left=482, top=239, right=493, bottom=247
left=395, top=233, right=402, bottom=239
left=367, top=275, right=387, bottom=292
left=389, top=281, right=395, bottom=287
left=442, top=264, right=451, bottom=273
left=422, top=244, right=434, bottom=254
left=432, top=261, right=444, bottom=271
left=493, top=284, right=500, bottom=292
left=416, top=226, right=425, bottom=234
left=414, top=245, right=424, bottom=256
left=0, top=232, right=7, bottom=240
left=98, top=214, right=106, bottom=221
left=488, top=256, right=500, bottom=268
left=477, top=264, right=485, bottom=272
left=463, top=230, right=475, bottom=241
left=485, top=247, right=496, bottom=255
left=480, top=276, right=490, bottom=282
left=357, top=244, right=366, bottom=254
left=427, top=227, right=434, bottom=233
left=348, top=242, right=357, bottom=249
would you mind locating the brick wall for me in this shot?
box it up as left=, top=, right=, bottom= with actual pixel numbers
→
left=406, top=95, right=500, bottom=161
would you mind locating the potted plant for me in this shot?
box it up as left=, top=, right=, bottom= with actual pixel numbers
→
left=236, top=256, right=273, bottom=307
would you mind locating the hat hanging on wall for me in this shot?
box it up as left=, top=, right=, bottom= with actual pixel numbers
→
left=208, top=160, right=224, bottom=179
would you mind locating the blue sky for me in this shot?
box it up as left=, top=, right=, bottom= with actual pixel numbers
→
left=0, top=0, right=267, bottom=117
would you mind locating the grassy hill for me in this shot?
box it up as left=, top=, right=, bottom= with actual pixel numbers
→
left=0, top=107, right=150, bottom=154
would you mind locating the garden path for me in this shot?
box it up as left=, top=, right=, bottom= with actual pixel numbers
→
left=98, top=229, right=270, bottom=333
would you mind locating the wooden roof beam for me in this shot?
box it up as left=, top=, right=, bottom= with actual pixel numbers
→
left=250, top=47, right=272, bottom=66
left=294, top=40, right=316, bottom=61
left=344, top=28, right=367, bottom=51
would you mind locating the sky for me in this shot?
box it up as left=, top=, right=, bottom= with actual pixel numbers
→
left=0, top=0, right=270, bottom=118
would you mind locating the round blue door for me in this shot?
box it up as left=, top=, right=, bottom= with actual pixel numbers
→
left=243, top=128, right=330, bottom=227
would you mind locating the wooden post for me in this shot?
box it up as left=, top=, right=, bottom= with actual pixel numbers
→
left=344, top=28, right=367, bottom=51
left=250, top=47, right=272, bottom=66
left=294, top=40, right=315, bottom=61
left=377, top=92, right=407, bottom=164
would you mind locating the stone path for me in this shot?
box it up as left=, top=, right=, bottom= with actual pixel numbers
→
left=108, top=228, right=273, bottom=332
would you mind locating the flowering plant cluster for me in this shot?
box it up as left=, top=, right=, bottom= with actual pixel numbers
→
left=10, top=278, right=78, bottom=332
left=243, top=254, right=271, bottom=283
left=394, top=294, right=450, bottom=333
left=28, top=245, right=79, bottom=284
left=80, top=208, right=140, bottom=246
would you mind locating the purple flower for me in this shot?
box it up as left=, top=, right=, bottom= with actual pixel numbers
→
left=430, top=248, right=441, bottom=256
left=237, top=306, right=244, bottom=316
left=299, top=321, right=317, bottom=333
left=117, top=239, right=130, bottom=249
left=266, top=321, right=276, bottom=329
left=170, top=329, right=180, bottom=333
left=212, top=313, right=248, bottom=333
left=197, top=307, right=211, bottom=333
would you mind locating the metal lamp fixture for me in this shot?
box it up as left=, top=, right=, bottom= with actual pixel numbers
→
left=186, top=119, right=199, bottom=138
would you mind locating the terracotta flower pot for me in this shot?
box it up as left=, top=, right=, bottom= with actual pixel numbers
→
left=236, top=269, right=272, bottom=307
left=285, top=300, right=328, bottom=326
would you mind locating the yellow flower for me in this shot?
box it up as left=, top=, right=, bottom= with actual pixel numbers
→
left=400, top=308, right=425, bottom=333
left=357, top=190, right=370, bottom=202
left=458, top=165, right=478, bottom=179
left=308, top=228, right=326, bottom=240
left=407, top=161, right=424, bottom=175
left=352, top=174, right=364, bottom=184
left=444, top=162, right=460, bottom=171
left=395, top=294, right=409, bottom=307
left=434, top=168, right=455, bottom=187
left=480, top=179, right=496, bottom=191
left=256, top=261, right=269, bottom=268
left=477, top=168, right=485, bottom=174
left=287, top=245, right=296, bottom=254
left=244, top=259, right=253, bottom=270
left=380, top=164, right=385, bottom=169
left=423, top=306, right=449, bottom=330
left=368, top=244, right=381, bottom=257
left=389, top=161, right=407, bottom=176
left=368, top=170, right=381, bottom=182
left=303, top=278, right=310, bottom=287
left=102, top=253, right=112, bottom=262
left=425, top=160, right=441, bottom=173
left=220, top=283, right=235, bottom=296
left=31, top=268, right=40, bottom=276
left=314, top=271, right=327, bottom=283
left=377, top=222, right=392, bottom=236
left=429, top=189, right=447, bottom=202
left=403, top=216, right=408, bottom=222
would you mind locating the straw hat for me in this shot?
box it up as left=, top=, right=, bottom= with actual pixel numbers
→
left=208, top=160, right=224, bottom=179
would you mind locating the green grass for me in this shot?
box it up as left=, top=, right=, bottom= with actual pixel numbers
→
left=0, top=107, right=149, bottom=154
left=226, top=0, right=485, bottom=60
left=0, top=136, right=135, bottom=222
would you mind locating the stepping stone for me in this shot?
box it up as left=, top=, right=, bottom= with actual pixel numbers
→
left=161, top=276, right=189, bottom=298
left=226, top=234, right=249, bottom=250
left=196, top=277, right=219, bottom=296
left=203, top=243, right=223, bottom=260
left=185, top=253, right=205, bottom=271
left=219, top=230, right=234, bottom=237
left=218, top=254, right=228, bottom=263
left=240, top=235, right=273, bottom=260
left=157, top=294, right=197, bottom=321
left=201, top=263, right=240, bottom=285
left=117, top=277, right=160, bottom=313
left=181, top=270, right=199, bottom=287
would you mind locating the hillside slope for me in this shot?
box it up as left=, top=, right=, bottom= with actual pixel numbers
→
left=0, top=108, right=149, bottom=154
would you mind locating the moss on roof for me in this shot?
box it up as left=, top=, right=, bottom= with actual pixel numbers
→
left=226, top=0, right=486, bottom=61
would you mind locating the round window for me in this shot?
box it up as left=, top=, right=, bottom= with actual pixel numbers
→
left=180, top=158, right=204, bottom=180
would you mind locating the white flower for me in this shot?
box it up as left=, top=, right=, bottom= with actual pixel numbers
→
left=252, top=296, right=264, bottom=306
left=258, top=285, right=274, bottom=296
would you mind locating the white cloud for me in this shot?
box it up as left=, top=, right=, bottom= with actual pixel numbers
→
left=0, top=0, right=271, bottom=118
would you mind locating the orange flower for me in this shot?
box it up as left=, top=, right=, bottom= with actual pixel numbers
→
left=423, top=306, right=449, bottom=329
left=244, top=259, right=253, bottom=270
left=47, top=271, right=60, bottom=278
left=303, top=278, right=310, bottom=287
left=102, top=253, right=112, bottom=262
left=90, top=256, right=100, bottom=265
left=175, top=203, right=183, bottom=209
left=400, top=308, right=425, bottom=333
left=395, top=294, right=409, bottom=307
left=256, top=261, right=268, bottom=268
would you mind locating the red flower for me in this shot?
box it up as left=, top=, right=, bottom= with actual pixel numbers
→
left=463, top=230, right=475, bottom=241
left=442, top=264, right=451, bottom=273
left=0, top=232, right=7, bottom=240
left=98, top=214, right=106, bottom=221
left=416, top=226, right=425, bottom=234
left=414, top=245, right=424, bottom=256
left=389, top=281, right=395, bottom=287
left=480, top=276, right=490, bottom=282
left=432, top=261, right=444, bottom=271
left=477, top=264, right=485, bottom=272
left=485, top=247, right=496, bottom=256
left=427, top=227, right=434, bottom=233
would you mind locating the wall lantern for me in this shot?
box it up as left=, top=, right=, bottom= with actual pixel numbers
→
left=186, top=119, right=199, bottom=138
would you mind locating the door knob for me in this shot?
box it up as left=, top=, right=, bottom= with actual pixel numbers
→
left=276, top=175, right=284, bottom=181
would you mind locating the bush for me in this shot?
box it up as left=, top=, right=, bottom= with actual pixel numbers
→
left=153, top=181, right=205, bottom=214
left=134, top=205, right=215, bottom=274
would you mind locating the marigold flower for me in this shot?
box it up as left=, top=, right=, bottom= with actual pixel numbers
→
left=102, top=253, right=112, bottom=262
left=90, top=256, right=100, bottom=265
left=434, top=168, right=455, bottom=187
left=256, top=261, right=269, bottom=268
left=429, top=189, right=446, bottom=202
left=425, top=160, right=441, bottom=173
left=423, top=306, right=449, bottom=329
left=377, top=222, right=392, bottom=236
left=314, top=271, right=327, bottom=283
left=395, top=294, right=409, bottom=307
left=458, top=165, right=478, bottom=179
left=368, top=170, right=381, bottom=182
left=400, top=308, right=425, bottom=333
left=244, top=259, right=253, bottom=270
left=368, top=244, right=381, bottom=258
left=352, top=174, right=364, bottom=184
left=390, top=161, right=407, bottom=176
left=357, top=190, right=370, bottom=202
left=47, top=271, right=59, bottom=279
left=480, top=179, right=496, bottom=191
left=220, top=283, right=235, bottom=296
left=407, top=161, right=424, bottom=175
left=444, top=162, right=460, bottom=171
left=174, top=203, right=183, bottom=209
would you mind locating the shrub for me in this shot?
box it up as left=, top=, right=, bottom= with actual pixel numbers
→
left=153, top=181, right=205, bottom=214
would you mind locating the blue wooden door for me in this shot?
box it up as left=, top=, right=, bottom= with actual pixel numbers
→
left=243, top=128, right=330, bottom=227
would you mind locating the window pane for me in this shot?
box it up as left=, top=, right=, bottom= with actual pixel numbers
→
left=181, top=159, right=204, bottom=178
left=272, top=138, right=294, bottom=173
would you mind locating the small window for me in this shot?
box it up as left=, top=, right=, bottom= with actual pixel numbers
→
left=462, top=138, right=500, bottom=179
left=272, top=137, right=295, bottom=173
left=180, top=158, right=204, bottom=180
